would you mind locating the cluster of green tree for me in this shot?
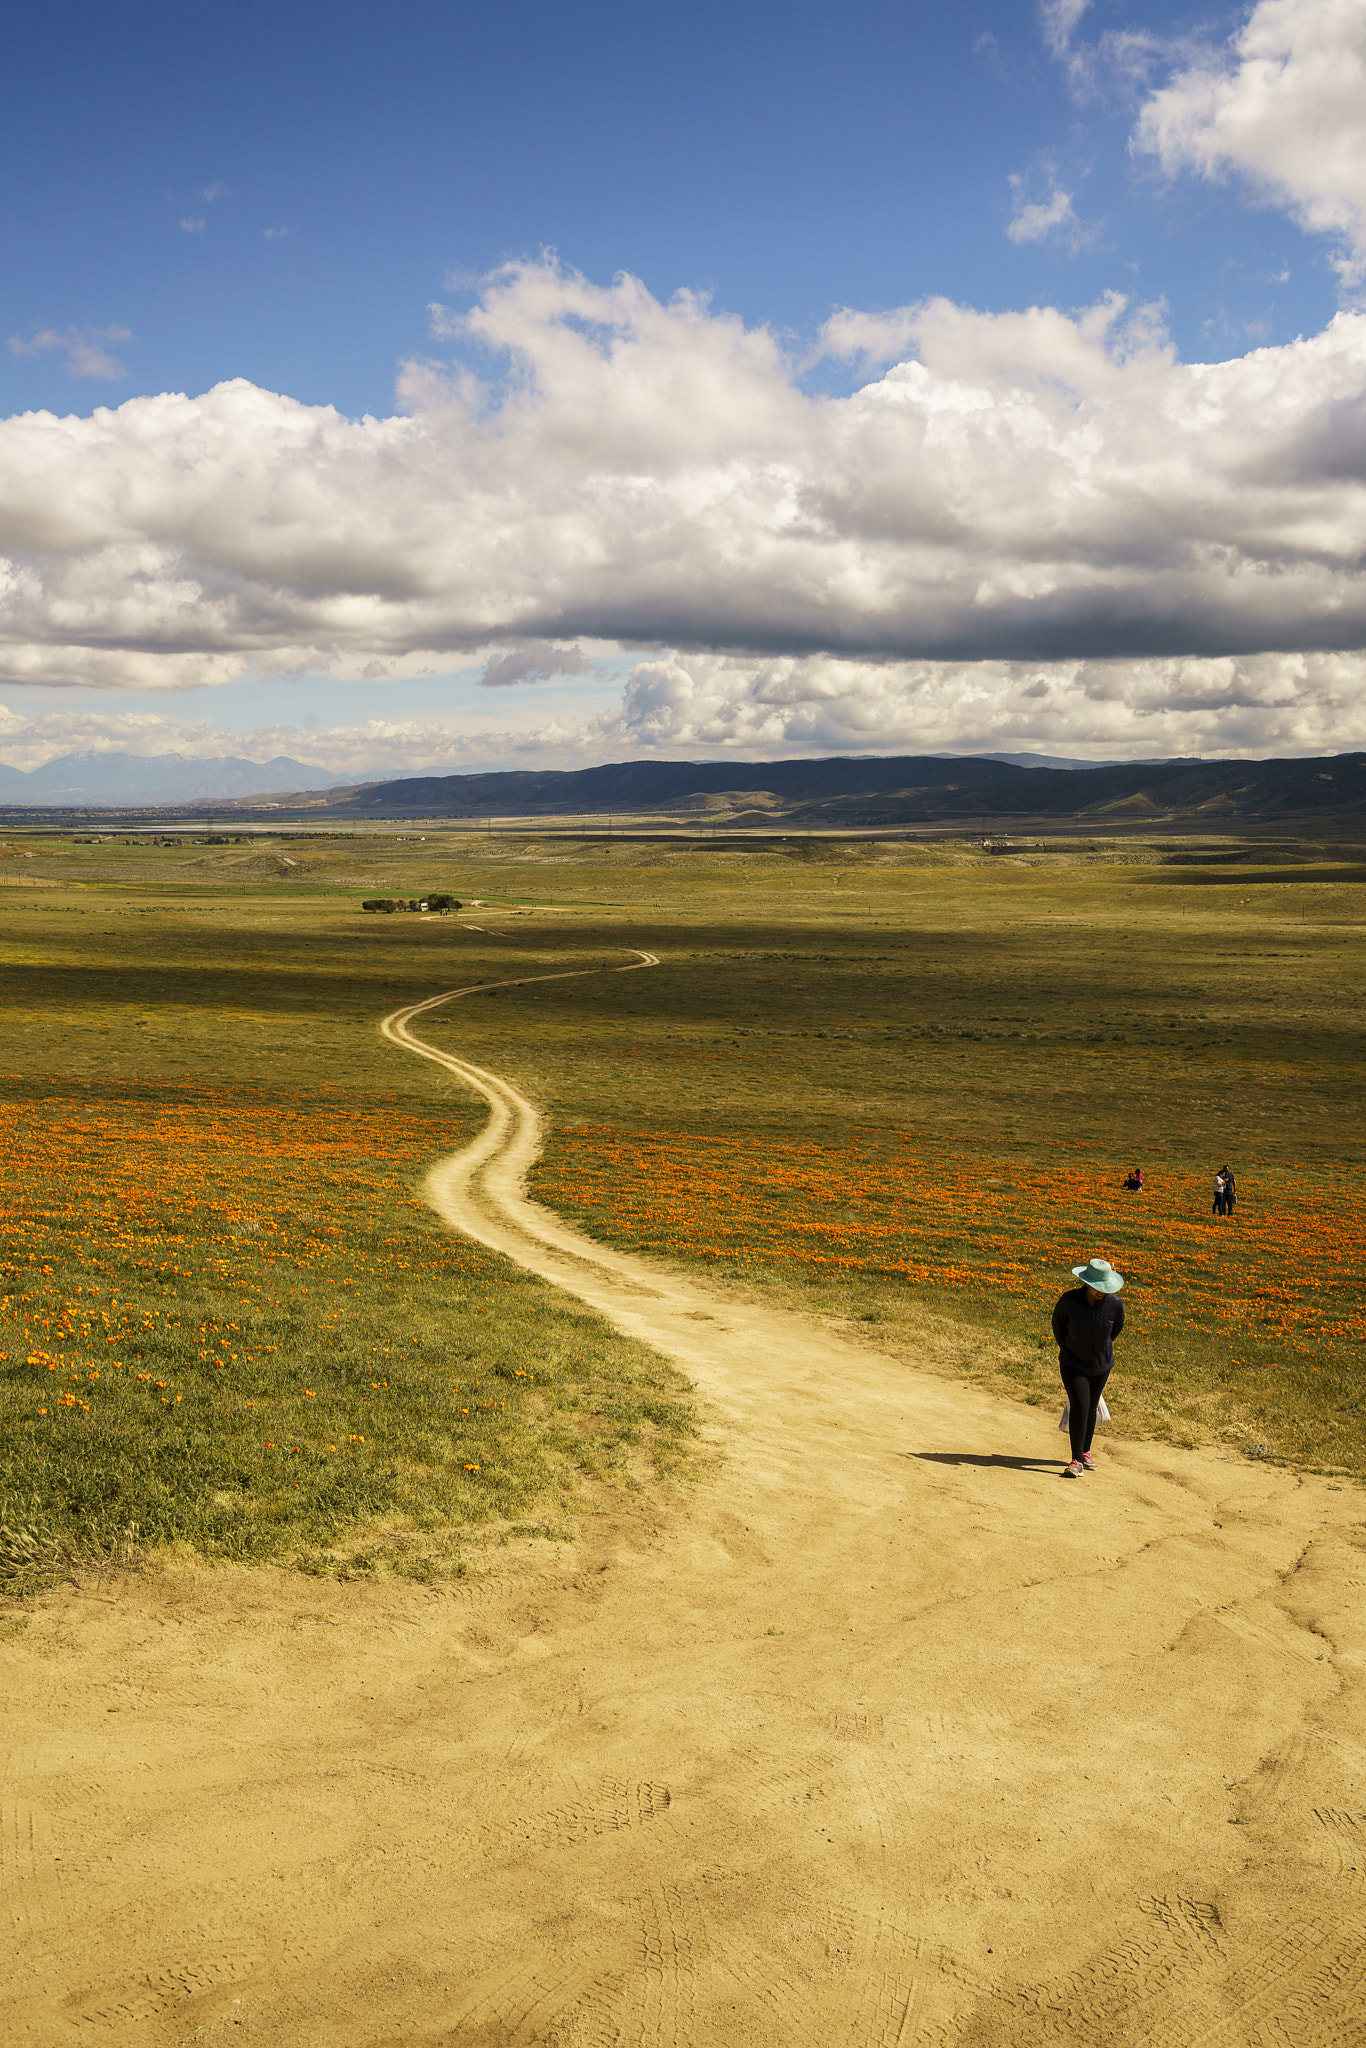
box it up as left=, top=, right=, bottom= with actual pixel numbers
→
left=361, top=895, right=460, bottom=913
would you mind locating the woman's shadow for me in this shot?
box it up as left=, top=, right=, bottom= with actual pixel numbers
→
left=908, top=1452, right=1061, bottom=1474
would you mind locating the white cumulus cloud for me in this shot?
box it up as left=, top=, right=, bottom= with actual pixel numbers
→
left=8, top=326, right=131, bottom=381
left=0, top=701, right=607, bottom=778
left=1135, top=0, right=1366, bottom=285
left=479, top=640, right=587, bottom=688
left=1005, top=174, right=1098, bottom=250
left=607, top=648, right=1366, bottom=760
left=1041, top=0, right=1092, bottom=67
left=5, top=643, right=1364, bottom=774
left=1038, top=0, right=1161, bottom=100
left=2, top=261, right=1366, bottom=760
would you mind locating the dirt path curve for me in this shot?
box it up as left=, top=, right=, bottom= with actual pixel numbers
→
left=4, top=962, right=1365, bottom=2048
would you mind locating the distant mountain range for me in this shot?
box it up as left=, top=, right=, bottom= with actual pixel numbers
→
left=0, top=751, right=352, bottom=805
left=0, top=745, right=1140, bottom=812
left=222, top=749, right=1366, bottom=827
left=0, top=746, right=1111, bottom=809
left=2, top=747, right=1361, bottom=827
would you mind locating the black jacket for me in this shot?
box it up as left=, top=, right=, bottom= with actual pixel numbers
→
left=1052, top=1287, right=1125, bottom=1375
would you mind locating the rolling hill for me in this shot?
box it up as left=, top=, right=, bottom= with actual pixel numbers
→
left=222, top=750, right=1366, bottom=828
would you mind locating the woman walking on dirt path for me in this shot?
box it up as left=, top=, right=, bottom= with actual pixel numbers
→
left=1052, top=1258, right=1125, bottom=1478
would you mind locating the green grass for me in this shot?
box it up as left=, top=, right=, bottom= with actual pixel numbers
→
left=0, top=1077, right=694, bottom=1591
left=1, top=821, right=1363, bottom=1567
left=404, top=829, right=1366, bottom=1472
left=0, top=842, right=700, bottom=1588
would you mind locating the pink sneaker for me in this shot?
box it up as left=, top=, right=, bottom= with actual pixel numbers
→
left=1064, top=1460, right=1084, bottom=1478
left=1080, top=1453, right=1096, bottom=1471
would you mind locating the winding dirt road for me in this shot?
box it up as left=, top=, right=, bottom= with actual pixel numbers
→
left=3, top=958, right=1365, bottom=2046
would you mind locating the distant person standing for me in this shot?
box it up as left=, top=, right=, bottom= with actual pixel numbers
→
left=1052, top=1258, right=1125, bottom=1478
left=1222, top=1165, right=1237, bottom=1215
left=1212, top=1169, right=1229, bottom=1218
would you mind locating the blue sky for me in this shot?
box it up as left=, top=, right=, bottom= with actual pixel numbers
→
left=3, top=0, right=1334, bottom=415
left=3, top=0, right=1366, bottom=771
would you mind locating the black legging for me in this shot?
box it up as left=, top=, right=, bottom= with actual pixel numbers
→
left=1061, top=1366, right=1111, bottom=1461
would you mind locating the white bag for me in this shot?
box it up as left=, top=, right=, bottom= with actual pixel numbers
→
left=1059, top=1393, right=1111, bottom=1431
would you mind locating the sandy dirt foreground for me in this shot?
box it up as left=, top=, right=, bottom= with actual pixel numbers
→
left=4, top=963, right=1366, bottom=2047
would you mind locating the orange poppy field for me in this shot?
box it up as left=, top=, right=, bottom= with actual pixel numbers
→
left=0, top=1071, right=693, bottom=1579
left=2, top=826, right=1363, bottom=2048
left=1, top=823, right=1362, bottom=1567
left=535, top=1123, right=1357, bottom=1363
left=532, top=1123, right=1363, bottom=1465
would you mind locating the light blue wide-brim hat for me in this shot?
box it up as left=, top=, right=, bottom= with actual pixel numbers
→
left=1072, top=1257, right=1124, bottom=1293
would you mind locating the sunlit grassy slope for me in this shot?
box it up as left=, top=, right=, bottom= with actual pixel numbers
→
left=0, top=830, right=700, bottom=1585
left=413, top=830, right=1365, bottom=1473
left=1, top=823, right=1362, bottom=1571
